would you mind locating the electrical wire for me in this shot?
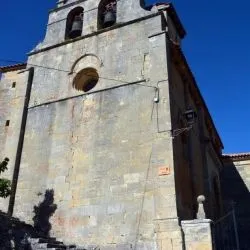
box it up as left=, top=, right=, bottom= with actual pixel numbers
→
left=0, top=58, right=130, bottom=84
left=0, top=59, right=158, bottom=87
left=1, top=58, right=191, bottom=139
left=134, top=146, right=153, bottom=250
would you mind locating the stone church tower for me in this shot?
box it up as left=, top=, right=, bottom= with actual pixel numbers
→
left=0, top=1, right=225, bottom=249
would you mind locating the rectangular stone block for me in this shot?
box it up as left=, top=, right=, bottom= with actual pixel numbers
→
left=181, top=219, right=213, bottom=250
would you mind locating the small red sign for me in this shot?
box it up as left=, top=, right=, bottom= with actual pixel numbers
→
left=158, top=166, right=170, bottom=176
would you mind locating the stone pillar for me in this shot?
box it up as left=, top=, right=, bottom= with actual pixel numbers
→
left=181, top=195, right=214, bottom=250
left=181, top=219, right=213, bottom=250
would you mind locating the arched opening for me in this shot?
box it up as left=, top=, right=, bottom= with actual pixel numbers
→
left=65, top=7, right=84, bottom=40
left=98, top=0, right=117, bottom=30
left=73, top=68, right=99, bottom=92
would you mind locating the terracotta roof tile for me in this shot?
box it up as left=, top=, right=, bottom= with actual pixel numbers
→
left=222, top=153, right=250, bottom=161
left=0, top=63, right=27, bottom=73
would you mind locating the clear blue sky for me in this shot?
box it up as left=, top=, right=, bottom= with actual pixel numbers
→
left=0, top=0, right=249, bottom=153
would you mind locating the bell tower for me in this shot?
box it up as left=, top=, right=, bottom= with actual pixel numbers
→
left=34, top=0, right=150, bottom=49
left=9, top=0, right=188, bottom=249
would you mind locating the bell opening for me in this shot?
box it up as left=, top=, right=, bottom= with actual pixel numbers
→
left=98, top=0, right=117, bottom=30
left=65, top=7, right=84, bottom=40
left=68, top=15, right=83, bottom=39
left=103, top=11, right=116, bottom=28
left=69, top=29, right=82, bottom=39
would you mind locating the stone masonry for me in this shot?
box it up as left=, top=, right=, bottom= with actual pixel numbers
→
left=1, top=1, right=184, bottom=248
left=221, top=154, right=250, bottom=250
left=0, top=1, right=237, bottom=249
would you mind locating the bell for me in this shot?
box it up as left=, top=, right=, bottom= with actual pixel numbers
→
left=103, top=11, right=116, bottom=27
left=69, top=15, right=83, bottom=39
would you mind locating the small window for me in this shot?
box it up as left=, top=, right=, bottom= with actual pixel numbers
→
left=73, top=68, right=99, bottom=92
left=65, top=7, right=84, bottom=40
left=12, top=82, right=16, bottom=88
left=5, top=120, right=10, bottom=127
left=98, top=0, right=117, bottom=29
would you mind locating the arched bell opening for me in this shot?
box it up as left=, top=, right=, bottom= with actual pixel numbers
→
left=98, top=0, right=117, bottom=30
left=65, top=7, right=84, bottom=40
left=73, top=68, right=99, bottom=92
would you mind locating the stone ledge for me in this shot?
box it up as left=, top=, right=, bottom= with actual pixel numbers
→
left=181, top=219, right=212, bottom=225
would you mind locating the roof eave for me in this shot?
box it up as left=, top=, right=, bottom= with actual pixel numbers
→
left=166, top=3, right=186, bottom=39
left=154, top=2, right=186, bottom=39
left=222, top=153, right=250, bottom=161
left=0, top=63, right=27, bottom=73
left=170, top=42, right=224, bottom=150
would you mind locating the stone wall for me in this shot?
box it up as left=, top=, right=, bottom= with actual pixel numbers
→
left=0, top=210, right=37, bottom=249
left=10, top=12, right=183, bottom=248
left=0, top=70, right=29, bottom=212
left=181, top=219, right=213, bottom=250
left=221, top=156, right=250, bottom=250
left=39, top=0, right=150, bottom=49
left=169, top=60, right=223, bottom=221
left=0, top=1, right=227, bottom=248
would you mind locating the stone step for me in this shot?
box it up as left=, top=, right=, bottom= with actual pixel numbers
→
left=48, top=249, right=77, bottom=250
left=29, top=237, right=77, bottom=250
left=32, top=249, right=68, bottom=250
left=39, top=238, right=63, bottom=245
left=31, top=243, right=66, bottom=249
left=47, top=249, right=72, bottom=250
left=47, top=243, right=67, bottom=249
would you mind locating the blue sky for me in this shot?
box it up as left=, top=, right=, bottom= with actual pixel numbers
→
left=0, top=0, right=249, bottom=153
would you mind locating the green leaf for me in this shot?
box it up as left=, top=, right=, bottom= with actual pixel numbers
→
left=0, top=158, right=9, bottom=174
left=0, top=178, right=11, bottom=198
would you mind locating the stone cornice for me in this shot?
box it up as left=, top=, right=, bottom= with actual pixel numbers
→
left=50, top=0, right=87, bottom=13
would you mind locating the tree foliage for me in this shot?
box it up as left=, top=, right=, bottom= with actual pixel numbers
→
left=0, top=158, right=11, bottom=198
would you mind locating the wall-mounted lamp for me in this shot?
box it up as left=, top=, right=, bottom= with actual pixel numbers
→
left=184, top=109, right=197, bottom=126
left=171, top=109, right=197, bottom=138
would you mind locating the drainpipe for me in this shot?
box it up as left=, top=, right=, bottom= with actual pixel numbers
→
left=8, top=67, right=34, bottom=216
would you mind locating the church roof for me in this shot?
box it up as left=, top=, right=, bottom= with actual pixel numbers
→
left=222, top=153, right=250, bottom=161
left=0, top=63, right=27, bottom=73
left=170, top=41, right=224, bottom=152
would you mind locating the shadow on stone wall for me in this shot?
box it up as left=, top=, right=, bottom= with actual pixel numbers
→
left=0, top=210, right=36, bottom=249
left=33, top=189, right=57, bottom=238
left=220, top=160, right=250, bottom=250
left=0, top=189, right=57, bottom=248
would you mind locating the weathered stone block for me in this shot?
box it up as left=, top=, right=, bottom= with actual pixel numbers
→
left=181, top=219, right=213, bottom=250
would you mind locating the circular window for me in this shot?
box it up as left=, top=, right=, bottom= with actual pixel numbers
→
left=73, top=68, right=99, bottom=92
